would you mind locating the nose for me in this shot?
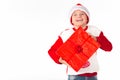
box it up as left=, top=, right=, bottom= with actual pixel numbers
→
left=78, top=14, right=82, bottom=18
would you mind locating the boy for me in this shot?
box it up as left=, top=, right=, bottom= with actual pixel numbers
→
left=48, top=3, right=112, bottom=80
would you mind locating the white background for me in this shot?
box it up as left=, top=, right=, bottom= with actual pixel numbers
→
left=0, top=0, right=120, bottom=80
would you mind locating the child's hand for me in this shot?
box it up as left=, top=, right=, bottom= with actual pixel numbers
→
left=59, top=57, right=71, bottom=67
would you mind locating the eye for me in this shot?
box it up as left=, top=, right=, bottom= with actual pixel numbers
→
left=73, top=14, right=77, bottom=16
left=80, top=13, right=84, bottom=16
left=81, top=13, right=84, bottom=15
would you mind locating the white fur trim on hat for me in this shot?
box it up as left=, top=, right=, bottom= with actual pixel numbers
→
left=69, top=3, right=90, bottom=19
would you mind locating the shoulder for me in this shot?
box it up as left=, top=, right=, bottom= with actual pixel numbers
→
left=86, top=25, right=102, bottom=37
left=59, top=28, right=74, bottom=36
left=87, top=25, right=101, bottom=31
left=59, top=28, right=74, bottom=42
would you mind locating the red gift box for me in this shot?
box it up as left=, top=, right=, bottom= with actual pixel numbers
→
left=56, top=27, right=100, bottom=72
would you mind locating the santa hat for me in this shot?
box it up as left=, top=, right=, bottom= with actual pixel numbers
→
left=69, top=3, right=90, bottom=24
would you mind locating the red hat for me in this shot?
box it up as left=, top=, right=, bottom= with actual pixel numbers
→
left=69, top=3, right=90, bottom=24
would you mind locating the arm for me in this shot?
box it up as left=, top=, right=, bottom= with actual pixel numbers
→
left=97, top=32, right=113, bottom=51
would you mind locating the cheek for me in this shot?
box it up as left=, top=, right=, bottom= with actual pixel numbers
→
left=84, top=16, right=89, bottom=23
left=82, top=16, right=88, bottom=24
left=71, top=17, right=76, bottom=25
left=85, top=19, right=88, bottom=23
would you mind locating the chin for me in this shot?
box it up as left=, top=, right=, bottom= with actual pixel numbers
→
left=77, top=25, right=82, bottom=27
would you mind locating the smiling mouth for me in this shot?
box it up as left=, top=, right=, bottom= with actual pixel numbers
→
left=76, top=20, right=83, bottom=22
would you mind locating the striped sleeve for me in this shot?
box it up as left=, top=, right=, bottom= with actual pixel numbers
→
left=97, top=32, right=112, bottom=51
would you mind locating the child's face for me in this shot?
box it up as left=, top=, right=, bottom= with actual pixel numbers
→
left=71, top=10, right=88, bottom=28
